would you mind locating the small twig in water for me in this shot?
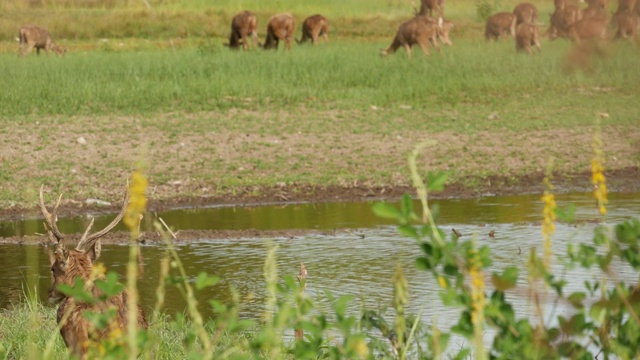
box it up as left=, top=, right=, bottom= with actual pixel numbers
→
left=158, top=217, right=177, bottom=239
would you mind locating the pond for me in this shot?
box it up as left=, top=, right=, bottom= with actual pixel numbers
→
left=1, top=192, right=639, bottom=341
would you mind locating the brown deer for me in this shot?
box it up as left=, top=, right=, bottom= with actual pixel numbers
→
left=515, top=22, right=542, bottom=54
left=568, top=15, right=609, bottom=42
left=582, top=0, right=610, bottom=19
left=18, top=25, right=66, bottom=57
left=513, top=2, right=539, bottom=25
left=225, top=10, right=258, bottom=50
left=485, top=12, right=517, bottom=41
left=612, top=10, right=639, bottom=39
left=381, top=16, right=441, bottom=58
left=547, top=5, right=583, bottom=40
left=417, top=0, right=445, bottom=17
left=260, top=13, right=296, bottom=50
left=615, top=0, right=638, bottom=14
left=554, top=0, right=579, bottom=10
left=297, top=14, right=329, bottom=45
left=437, top=18, right=455, bottom=46
left=40, top=185, right=148, bottom=359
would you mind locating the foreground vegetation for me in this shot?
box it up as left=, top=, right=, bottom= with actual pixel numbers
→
left=2, top=139, right=640, bottom=359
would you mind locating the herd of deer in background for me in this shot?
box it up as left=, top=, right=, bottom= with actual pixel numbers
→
left=17, top=0, right=640, bottom=58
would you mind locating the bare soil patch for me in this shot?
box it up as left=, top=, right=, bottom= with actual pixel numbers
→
left=1, top=111, right=638, bottom=244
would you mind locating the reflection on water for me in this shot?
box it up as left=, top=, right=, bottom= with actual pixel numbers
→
left=4, top=192, right=639, bottom=238
left=0, top=192, right=639, bottom=337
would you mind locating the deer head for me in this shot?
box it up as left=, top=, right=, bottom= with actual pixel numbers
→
left=39, top=185, right=129, bottom=304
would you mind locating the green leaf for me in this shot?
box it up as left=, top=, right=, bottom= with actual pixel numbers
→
left=439, top=288, right=460, bottom=306
left=398, top=224, right=419, bottom=239
left=95, top=271, right=125, bottom=297
left=415, top=257, right=432, bottom=271
left=58, top=278, right=96, bottom=304
left=333, top=295, right=354, bottom=318
left=195, top=272, right=220, bottom=290
left=589, top=301, right=608, bottom=324
left=372, top=202, right=401, bottom=220
left=450, top=311, right=473, bottom=338
left=556, top=204, right=576, bottom=223
left=400, top=194, right=414, bottom=219
left=491, top=267, right=519, bottom=291
left=616, top=219, right=640, bottom=244
left=426, top=171, right=448, bottom=192
left=567, top=292, right=586, bottom=308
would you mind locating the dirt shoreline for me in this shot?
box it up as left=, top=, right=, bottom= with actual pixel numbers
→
left=2, top=167, right=638, bottom=245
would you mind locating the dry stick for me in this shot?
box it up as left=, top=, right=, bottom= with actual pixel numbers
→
left=294, top=262, right=308, bottom=340
left=158, top=217, right=177, bottom=239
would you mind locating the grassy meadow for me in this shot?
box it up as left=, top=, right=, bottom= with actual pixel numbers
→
left=1, top=0, right=638, bottom=122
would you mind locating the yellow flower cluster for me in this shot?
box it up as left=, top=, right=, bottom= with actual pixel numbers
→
left=591, top=120, right=607, bottom=216
left=541, top=186, right=556, bottom=269
left=468, top=245, right=485, bottom=327
left=591, top=158, right=607, bottom=216
left=123, top=171, right=148, bottom=235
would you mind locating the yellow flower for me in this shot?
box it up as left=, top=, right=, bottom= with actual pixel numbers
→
left=124, top=171, right=148, bottom=235
left=541, top=187, right=556, bottom=269
left=437, top=275, right=448, bottom=289
left=591, top=120, right=607, bottom=216
left=352, top=338, right=369, bottom=359
left=467, top=242, right=485, bottom=327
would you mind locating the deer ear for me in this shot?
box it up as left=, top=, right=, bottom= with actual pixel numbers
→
left=86, top=240, right=102, bottom=263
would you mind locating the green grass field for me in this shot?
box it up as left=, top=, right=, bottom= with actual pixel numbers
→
left=1, top=39, right=639, bottom=125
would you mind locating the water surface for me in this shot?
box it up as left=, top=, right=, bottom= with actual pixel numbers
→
left=1, top=192, right=639, bottom=341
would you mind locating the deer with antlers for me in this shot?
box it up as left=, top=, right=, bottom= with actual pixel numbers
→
left=39, top=185, right=148, bottom=358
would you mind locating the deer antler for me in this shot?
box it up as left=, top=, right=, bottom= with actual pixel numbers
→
left=39, top=185, right=65, bottom=244
left=76, top=188, right=129, bottom=252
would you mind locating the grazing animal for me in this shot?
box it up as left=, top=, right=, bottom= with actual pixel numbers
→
left=297, top=14, right=329, bottom=45
left=553, top=0, right=579, bottom=10
left=585, top=0, right=609, bottom=11
left=547, top=5, right=583, bottom=39
left=225, top=10, right=258, bottom=50
left=437, top=18, right=455, bottom=45
left=615, top=0, right=638, bottom=14
left=40, top=186, right=148, bottom=359
left=568, top=15, right=609, bottom=42
left=380, top=16, right=441, bottom=58
left=515, top=22, right=541, bottom=54
left=261, top=13, right=296, bottom=50
left=582, top=0, right=610, bottom=19
left=417, top=0, right=445, bottom=17
left=485, top=12, right=517, bottom=40
left=18, top=25, right=66, bottom=56
left=513, top=2, right=539, bottom=25
left=612, top=10, right=639, bottom=39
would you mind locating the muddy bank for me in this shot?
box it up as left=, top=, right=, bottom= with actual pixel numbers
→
left=1, top=167, right=638, bottom=245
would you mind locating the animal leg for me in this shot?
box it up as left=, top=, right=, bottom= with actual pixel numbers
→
left=403, top=44, right=412, bottom=58
left=241, top=34, right=249, bottom=50
left=418, top=42, right=431, bottom=57
left=250, top=31, right=258, bottom=49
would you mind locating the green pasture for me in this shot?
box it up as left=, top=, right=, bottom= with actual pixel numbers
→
left=1, top=38, right=639, bottom=127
